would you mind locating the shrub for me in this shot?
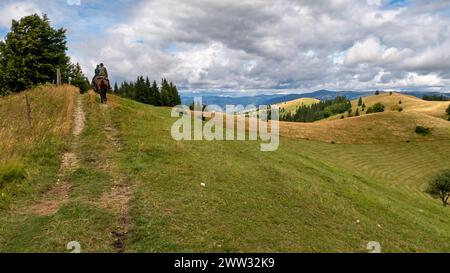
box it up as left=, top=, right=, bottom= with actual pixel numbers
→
left=355, top=108, right=360, bottom=116
left=0, top=160, right=27, bottom=188
left=399, top=100, right=402, bottom=105
left=427, top=170, right=450, bottom=206
left=391, top=104, right=403, bottom=112
left=375, top=90, right=380, bottom=95
left=415, top=126, right=430, bottom=136
left=389, top=92, right=393, bottom=96
left=366, top=107, right=374, bottom=114
left=446, top=104, right=450, bottom=115
left=372, top=103, right=385, bottom=113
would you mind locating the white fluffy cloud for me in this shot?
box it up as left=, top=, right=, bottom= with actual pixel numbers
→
left=2, top=0, right=450, bottom=92
left=0, top=2, right=40, bottom=28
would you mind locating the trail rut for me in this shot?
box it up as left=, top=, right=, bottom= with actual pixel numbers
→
left=29, top=94, right=85, bottom=216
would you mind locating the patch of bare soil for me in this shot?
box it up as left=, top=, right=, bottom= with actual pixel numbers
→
left=107, top=179, right=130, bottom=253
left=73, top=98, right=86, bottom=137
left=29, top=95, right=85, bottom=216
left=28, top=180, right=72, bottom=216
left=60, top=152, right=79, bottom=170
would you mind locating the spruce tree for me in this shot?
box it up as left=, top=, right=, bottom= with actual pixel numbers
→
left=145, top=77, right=153, bottom=105
left=135, top=76, right=148, bottom=103
left=169, top=81, right=181, bottom=106
left=173, top=84, right=181, bottom=105
left=358, top=97, right=363, bottom=107
left=151, top=80, right=161, bottom=106
left=0, top=14, right=70, bottom=92
left=69, top=62, right=90, bottom=93
left=160, top=78, right=171, bottom=106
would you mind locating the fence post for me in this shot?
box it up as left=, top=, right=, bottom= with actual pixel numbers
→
left=56, top=68, right=62, bottom=85
left=25, top=95, right=32, bottom=128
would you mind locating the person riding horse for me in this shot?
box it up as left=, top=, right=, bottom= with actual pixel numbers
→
left=92, top=63, right=110, bottom=103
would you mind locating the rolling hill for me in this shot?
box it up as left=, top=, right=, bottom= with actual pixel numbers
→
left=181, top=90, right=450, bottom=110
left=276, top=98, right=320, bottom=113
left=1, top=85, right=450, bottom=253
left=279, top=92, right=450, bottom=144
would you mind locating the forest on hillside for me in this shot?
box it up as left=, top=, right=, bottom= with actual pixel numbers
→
left=280, top=96, right=352, bottom=122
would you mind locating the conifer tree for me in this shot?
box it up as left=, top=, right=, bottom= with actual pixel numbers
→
left=69, top=62, right=90, bottom=93
left=151, top=80, right=161, bottom=106
left=0, top=14, right=70, bottom=92
left=160, top=78, right=171, bottom=106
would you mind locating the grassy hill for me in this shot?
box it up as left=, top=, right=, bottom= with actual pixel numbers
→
left=346, top=92, right=449, bottom=119
left=280, top=92, right=450, bottom=144
left=1, top=86, right=450, bottom=252
left=276, top=97, right=320, bottom=113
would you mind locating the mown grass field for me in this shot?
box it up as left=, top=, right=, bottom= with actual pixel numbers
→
left=1, top=86, right=450, bottom=252
left=280, top=93, right=450, bottom=143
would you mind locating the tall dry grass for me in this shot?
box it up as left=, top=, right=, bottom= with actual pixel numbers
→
left=0, top=84, right=78, bottom=163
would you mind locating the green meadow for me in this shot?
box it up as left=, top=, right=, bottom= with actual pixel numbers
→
left=1, top=86, right=449, bottom=252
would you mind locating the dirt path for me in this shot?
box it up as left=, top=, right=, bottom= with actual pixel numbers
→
left=96, top=106, right=131, bottom=253
left=29, top=94, right=85, bottom=216
left=28, top=93, right=131, bottom=252
left=104, top=127, right=130, bottom=252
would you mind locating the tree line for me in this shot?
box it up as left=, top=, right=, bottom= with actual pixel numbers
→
left=422, top=94, right=450, bottom=101
left=280, top=96, right=352, bottom=122
left=114, top=77, right=181, bottom=107
left=0, top=14, right=90, bottom=95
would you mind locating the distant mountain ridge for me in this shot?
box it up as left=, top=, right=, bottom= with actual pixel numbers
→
left=180, top=93, right=285, bottom=108
left=181, top=90, right=450, bottom=108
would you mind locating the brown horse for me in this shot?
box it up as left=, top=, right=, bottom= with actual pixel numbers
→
left=93, top=77, right=110, bottom=103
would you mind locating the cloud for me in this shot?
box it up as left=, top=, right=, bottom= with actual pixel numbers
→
left=2, top=0, right=450, bottom=92
left=0, top=2, right=40, bottom=28
left=344, top=36, right=384, bottom=66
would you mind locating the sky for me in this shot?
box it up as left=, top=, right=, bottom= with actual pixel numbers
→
left=0, top=0, right=450, bottom=94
